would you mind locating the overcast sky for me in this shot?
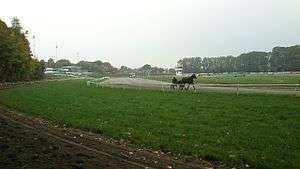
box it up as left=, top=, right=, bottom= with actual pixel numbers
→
left=1, top=0, right=299, bottom=68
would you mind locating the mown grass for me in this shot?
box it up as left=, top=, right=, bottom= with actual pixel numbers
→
left=0, top=80, right=299, bottom=169
left=145, top=74, right=300, bottom=84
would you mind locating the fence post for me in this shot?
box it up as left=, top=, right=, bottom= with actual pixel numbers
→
left=297, top=83, right=299, bottom=97
left=236, top=78, right=239, bottom=96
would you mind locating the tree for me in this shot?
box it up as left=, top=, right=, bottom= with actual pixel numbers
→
left=11, top=17, right=22, bottom=33
left=138, top=64, right=152, bottom=76
left=177, top=46, right=300, bottom=73
left=46, top=58, right=55, bottom=68
left=0, top=19, right=12, bottom=81
left=168, top=68, right=176, bottom=74
left=237, top=52, right=269, bottom=72
left=102, top=62, right=117, bottom=74
left=150, top=67, right=164, bottom=75
left=270, top=45, right=300, bottom=71
left=31, top=59, right=46, bottom=80
left=55, top=59, right=71, bottom=67
left=119, top=66, right=133, bottom=75
left=75, top=60, right=119, bottom=75
left=0, top=17, right=45, bottom=82
left=140, top=64, right=151, bottom=71
left=179, top=57, right=202, bottom=73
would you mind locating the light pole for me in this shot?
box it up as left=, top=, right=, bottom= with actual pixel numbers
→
left=55, top=45, right=58, bottom=62
left=32, top=35, right=36, bottom=59
left=235, top=57, right=239, bottom=96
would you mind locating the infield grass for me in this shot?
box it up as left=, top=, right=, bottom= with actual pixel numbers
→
left=0, top=80, right=299, bottom=169
left=145, top=74, right=300, bottom=84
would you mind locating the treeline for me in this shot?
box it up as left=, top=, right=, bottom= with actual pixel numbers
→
left=0, top=18, right=45, bottom=82
left=46, top=58, right=119, bottom=75
left=46, top=58, right=175, bottom=76
left=178, top=45, right=300, bottom=73
left=126, top=64, right=175, bottom=76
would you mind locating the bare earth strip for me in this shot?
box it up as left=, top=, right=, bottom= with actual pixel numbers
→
left=100, top=77, right=299, bottom=95
left=0, top=107, right=221, bottom=169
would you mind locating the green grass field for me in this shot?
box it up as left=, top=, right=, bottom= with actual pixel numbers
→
left=0, top=80, right=299, bottom=169
left=145, top=74, right=300, bottom=84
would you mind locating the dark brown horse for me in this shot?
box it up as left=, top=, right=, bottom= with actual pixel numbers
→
left=178, top=74, right=197, bottom=90
left=170, top=77, right=178, bottom=89
left=170, top=77, right=185, bottom=90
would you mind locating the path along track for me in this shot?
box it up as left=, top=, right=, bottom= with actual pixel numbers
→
left=99, top=77, right=300, bottom=95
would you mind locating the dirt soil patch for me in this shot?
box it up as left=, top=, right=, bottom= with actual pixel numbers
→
left=0, top=107, right=222, bottom=169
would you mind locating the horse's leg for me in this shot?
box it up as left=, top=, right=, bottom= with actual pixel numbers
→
left=170, top=84, right=174, bottom=90
left=192, top=83, right=196, bottom=90
left=180, top=84, right=184, bottom=90
left=186, top=84, right=190, bottom=90
left=172, top=84, right=176, bottom=90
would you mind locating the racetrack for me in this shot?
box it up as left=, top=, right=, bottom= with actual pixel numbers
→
left=100, top=77, right=299, bottom=95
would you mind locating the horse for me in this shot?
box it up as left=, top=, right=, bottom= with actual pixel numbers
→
left=170, top=77, right=185, bottom=90
left=178, top=74, right=197, bottom=90
left=170, top=77, right=178, bottom=90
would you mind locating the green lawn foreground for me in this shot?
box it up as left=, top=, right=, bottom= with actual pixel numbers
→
left=0, top=80, right=299, bottom=169
left=145, top=74, right=300, bottom=84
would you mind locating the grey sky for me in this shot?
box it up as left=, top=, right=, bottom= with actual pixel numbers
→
left=1, top=0, right=299, bottom=68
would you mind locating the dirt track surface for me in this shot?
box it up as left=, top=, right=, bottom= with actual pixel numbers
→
left=0, top=107, right=221, bottom=169
left=100, top=78, right=170, bottom=88
left=100, top=77, right=299, bottom=95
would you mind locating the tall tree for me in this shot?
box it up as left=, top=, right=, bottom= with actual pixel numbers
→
left=55, top=59, right=71, bottom=67
left=46, top=58, right=55, bottom=68
left=0, top=18, right=44, bottom=82
left=177, top=46, right=299, bottom=73
left=11, top=17, right=22, bottom=33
